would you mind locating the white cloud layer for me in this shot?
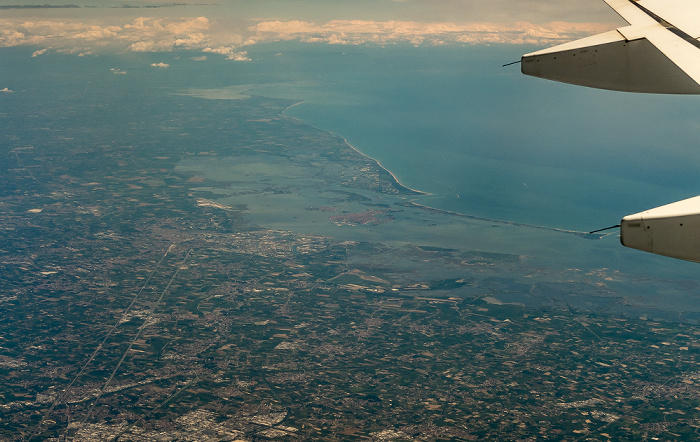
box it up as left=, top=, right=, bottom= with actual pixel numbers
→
left=0, top=15, right=615, bottom=58
left=247, top=19, right=612, bottom=46
left=202, top=46, right=251, bottom=61
left=31, top=48, right=48, bottom=57
left=0, top=16, right=221, bottom=53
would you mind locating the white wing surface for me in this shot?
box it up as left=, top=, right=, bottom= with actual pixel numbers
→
left=521, top=0, right=700, bottom=93
left=608, top=0, right=700, bottom=37
left=621, top=196, right=700, bottom=262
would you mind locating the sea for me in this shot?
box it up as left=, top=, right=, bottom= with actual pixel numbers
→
left=241, top=43, right=699, bottom=228
left=4, top=41, right=700, bottom=313
left=236, top=43, right=700, bottom=276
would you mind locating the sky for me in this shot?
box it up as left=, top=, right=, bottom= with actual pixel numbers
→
left=0, top=0, right=625, bottom=58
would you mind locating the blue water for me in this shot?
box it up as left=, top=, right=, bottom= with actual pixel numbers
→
left=244, top=43, right=700, bottom=234
left=6, top=43, right=698, bottom=236
left=4, top=43, right=700, bottom=305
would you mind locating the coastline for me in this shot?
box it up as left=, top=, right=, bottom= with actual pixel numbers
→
left=281, top=100, right=430, bottom=196
left=342, top=137, right=431, bottom=196
left=281, top=100, right=600, bottom=238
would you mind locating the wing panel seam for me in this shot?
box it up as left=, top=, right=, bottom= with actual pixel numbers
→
left=627, top=0, right=700, bottom=49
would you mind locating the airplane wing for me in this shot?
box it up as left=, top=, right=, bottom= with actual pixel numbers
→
left=522, top=0, right=700, bottom=93
left=621, top=196, right=700, bottom=263
left=521, top=0, right=700, bottom=262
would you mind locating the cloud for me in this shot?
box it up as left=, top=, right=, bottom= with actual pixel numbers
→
left=150, top=62, right=170, bottom=68
left=73, top=25, right=121, bottom=40
left=56, top=47, right=93, bottom=56
left=31, top=48, right=48, bottom=57
left=249, top=19, right=614, bottom=46
left=0, top=16, right=227, bottom=54
left=124, top=16, right=213, bottom=52
left=202, top=46, right=251, bottom=61
left=0, top=15, right=616, bottom=59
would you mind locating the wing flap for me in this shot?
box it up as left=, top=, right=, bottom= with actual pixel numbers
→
left=604, top=0, right=658, bottom=26
left=639, top=25, right=700, bottom=87
left=625, top=0, right=700, bottom=37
